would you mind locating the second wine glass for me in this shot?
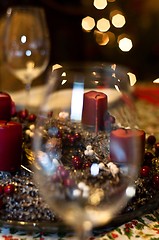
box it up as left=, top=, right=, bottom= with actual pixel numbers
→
left=33, top=63, right=143, bottom=239
left=4, top=6, right=50, bottom=109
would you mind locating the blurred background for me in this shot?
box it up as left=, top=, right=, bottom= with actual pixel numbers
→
left=0, top=0, right=159, bottom=91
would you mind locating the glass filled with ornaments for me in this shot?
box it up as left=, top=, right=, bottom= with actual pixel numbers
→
left=33, top=63, right=144, bottom=239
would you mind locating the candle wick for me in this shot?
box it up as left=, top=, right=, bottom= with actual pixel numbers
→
left=95, top=94, right=100, bottom=99
left=125, top=128, right=129, bottom=134
left=5, top=121, right=8, bottom=125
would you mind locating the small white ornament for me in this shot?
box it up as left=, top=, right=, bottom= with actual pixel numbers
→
left=59, top=111, right=69, bottom=119
left=107, top=162, right=119, bottom=177
left=98, top=162, right=105, bottom=169
left=84, top=145, right=94, bottom=156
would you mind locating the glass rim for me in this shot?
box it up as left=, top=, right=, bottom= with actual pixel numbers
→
left=50, top=61, right=131, bottom=73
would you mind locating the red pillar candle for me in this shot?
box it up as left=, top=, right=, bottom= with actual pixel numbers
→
left=0, top=92, right=12, bottom=120
left=110, top=128, right=145, bottom=164
left=0, top=121, right=22, bottom=171
left=82, top=90, right=107, bottom=131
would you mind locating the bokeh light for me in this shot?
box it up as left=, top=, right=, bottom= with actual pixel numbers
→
left=96, top=18, right=110, bottom=32
left=112, top=13, right=126, bottom=28
left=93, top=0, right=107, bottom=10
left=81, top=0, right=131, bottom=50
left=82, top=16, right=95, bottom=31
left=94, top=30, right=109, bottom=45
left=118, top=36, right=133, bottom=52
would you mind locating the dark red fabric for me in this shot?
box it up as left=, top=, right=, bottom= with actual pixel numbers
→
left=133, top=85, right=159, bottom=105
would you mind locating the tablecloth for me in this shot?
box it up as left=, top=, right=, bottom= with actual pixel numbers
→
left=0, top=210, right=159, bottom=240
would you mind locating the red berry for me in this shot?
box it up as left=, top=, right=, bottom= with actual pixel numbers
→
left=67, top=134, right=76, bottom=144
left=155, top=143, right=159, bottom=156
left=28, top=113, right=36, bottom=122
left=144, top=152, right=154, bottom=166
left=147, top=135, right=156, bottom=145
left=60, top=169, right=69, bottom=179
left=74, top=133, right=81, bottom=140
left=144, top=151, right=154, bottom=160
left=152, top=174, right=159, bottom=189
left=4, top=184, right=15, bottom=195
left=57, top=165, right=65, bottom=172
left=72, top=156, right=83, bottom=169
left=63, top=178, right=75, bottom=187
left=18, top=109, right=29, bottom=120
left=83, top=161, right=91, bottom=169
left=140, top=166, right=150, bottom=177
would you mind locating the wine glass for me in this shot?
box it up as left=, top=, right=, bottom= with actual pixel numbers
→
left=33, top=63, right=143, bottom=239
left=4, top=6, right=50, bottom=109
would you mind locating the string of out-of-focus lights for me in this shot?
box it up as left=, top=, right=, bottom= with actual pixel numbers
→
left=81, top=0, right=133, bottom=52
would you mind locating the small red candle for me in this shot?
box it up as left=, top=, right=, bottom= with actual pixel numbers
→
left=0, top=92, right=12, bottom=120
left=82, top=90, right=107, bottom=131
left=0, top=121, right=22, bottom=171
left=110, top=128, right=145, bottom=164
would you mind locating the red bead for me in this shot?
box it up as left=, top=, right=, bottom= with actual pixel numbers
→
left=18, top=109, right=29, bottom=120
left=155, top=143, right=159, bottom=156
left=4, top=184, right=15, bottom=195
left=63, top=178, right=75, bottom=187
left=140, top=166, right=150, bottom=177
left=72, top=156, right=83, bottom=169
left=67, top=134, right=76, bottom=144
left=152, top=174, right=159, bottom=189
left=57, top=165, right=65, bottom=172
left=144, top=152, right=154, bottom=166
left=147, top=135, right=156, bottom=145
left=28, top=113, right=36, bottom=122
left=74, top=133, right=81, bottom=140
left=144, top=151, right=154, bottom=160
left=60, top=169, right=69, bottom=179
left=83, top=161, right=91, bottom=169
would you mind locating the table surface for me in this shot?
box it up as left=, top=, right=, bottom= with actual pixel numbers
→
left=3, top=83, right=159, bottom=240
left=1, top=210, right=159, bottom=240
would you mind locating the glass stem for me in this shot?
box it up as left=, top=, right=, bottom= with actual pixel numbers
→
left=76, top=224, right=92, bottom=240
left=25, top=82, right=31, bottom=110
